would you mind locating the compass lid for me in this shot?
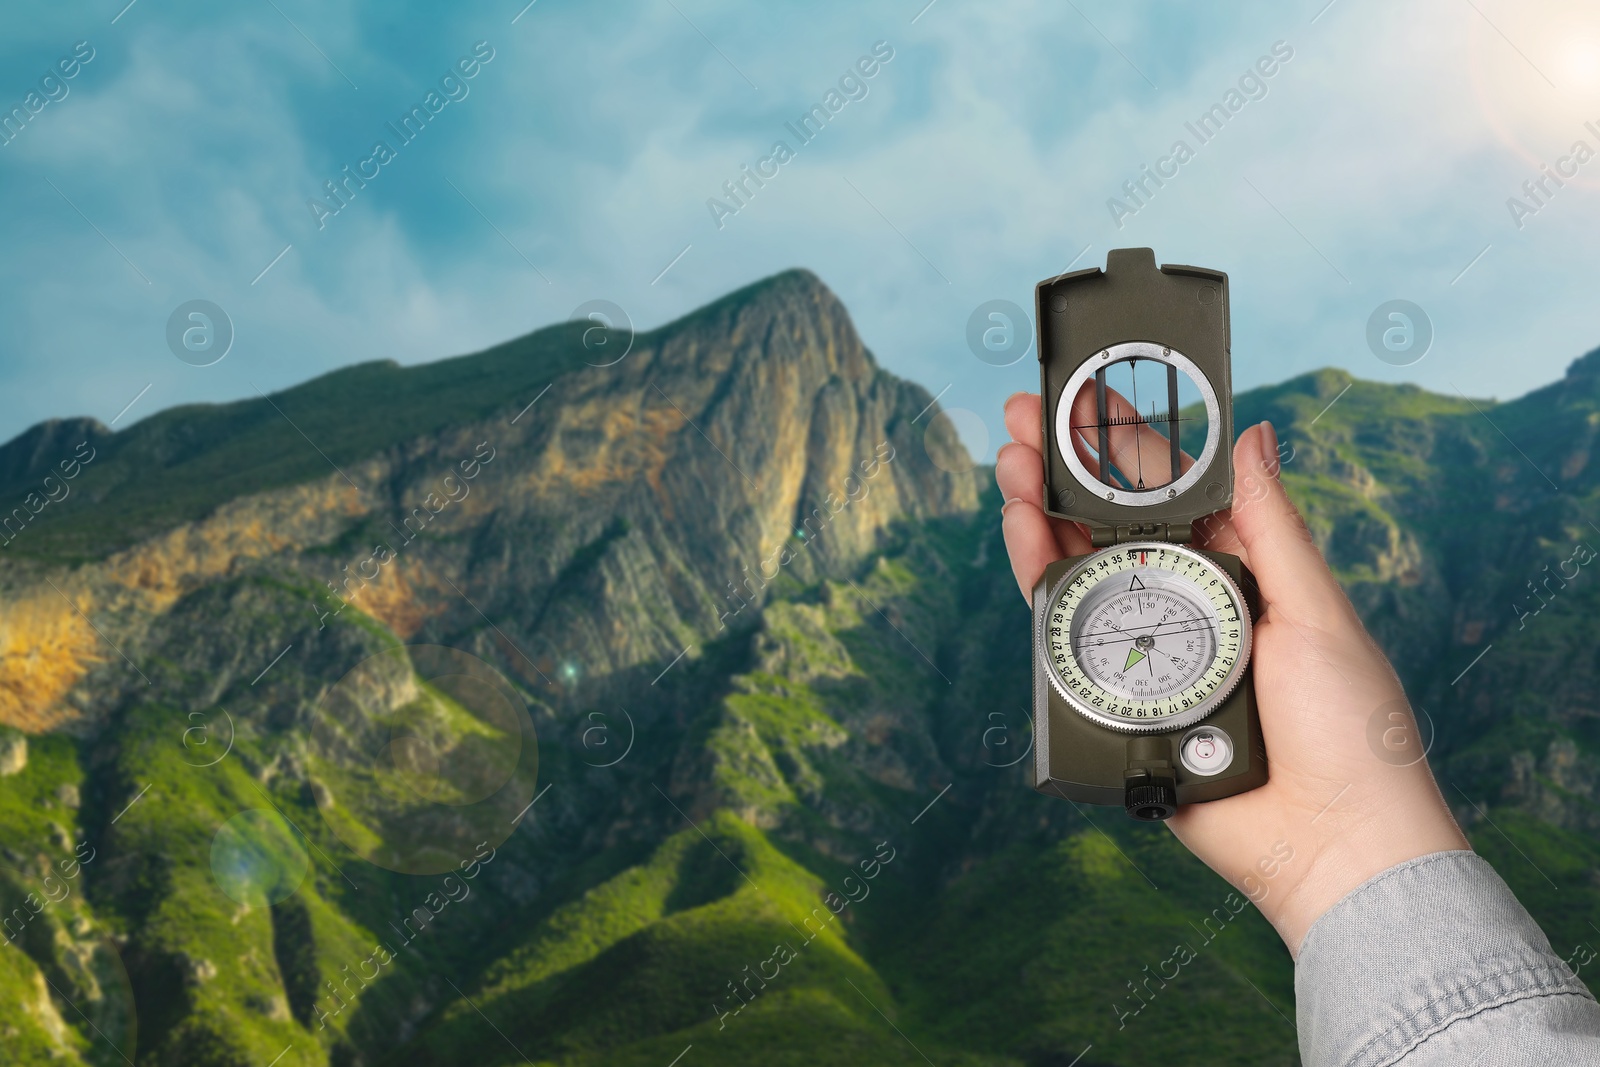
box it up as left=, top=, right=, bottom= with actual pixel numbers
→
left=1034, top=248, right=1234, bottom=543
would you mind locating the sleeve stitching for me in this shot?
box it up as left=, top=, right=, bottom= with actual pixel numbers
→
left=1351, top=963, right=1595, bottom=1067
left=1373, top=990, right=1599, bottom=1067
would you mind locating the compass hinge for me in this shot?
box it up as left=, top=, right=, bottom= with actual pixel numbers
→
left=1092, top=521, right=1194, bottom=548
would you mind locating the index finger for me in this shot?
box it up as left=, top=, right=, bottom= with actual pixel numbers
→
left=1004, top=392, right=1043, bottom=451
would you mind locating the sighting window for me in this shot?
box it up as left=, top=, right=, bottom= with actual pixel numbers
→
left=1055, top=342, right=1221, bottom=507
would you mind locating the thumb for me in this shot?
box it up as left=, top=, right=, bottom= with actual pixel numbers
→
left=1229, top=421, right=1351, bottom=625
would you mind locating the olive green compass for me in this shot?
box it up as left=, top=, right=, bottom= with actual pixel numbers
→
left=1030, top=248, right=1266, bottom=821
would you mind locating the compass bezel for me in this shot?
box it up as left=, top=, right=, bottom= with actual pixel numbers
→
left=1037, top=541, right=1253, bottom=734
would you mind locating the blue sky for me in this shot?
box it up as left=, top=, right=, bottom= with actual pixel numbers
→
left=2, top=0, right=1598, bottom=460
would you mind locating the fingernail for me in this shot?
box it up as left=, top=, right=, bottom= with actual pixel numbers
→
left=1258, top=420, right=1280, bottom=478
left=1001, top=496, right=1023, bottom=513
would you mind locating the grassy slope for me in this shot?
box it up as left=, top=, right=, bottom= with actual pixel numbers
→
left=0, top=730, right=98, bottom=1065
left=392, top=814, right=987, bottom=1067
left=889, top=832, right=1299, bottom=1066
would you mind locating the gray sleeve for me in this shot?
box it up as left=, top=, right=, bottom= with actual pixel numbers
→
left=1294, top=850, right=1600, bottom=1067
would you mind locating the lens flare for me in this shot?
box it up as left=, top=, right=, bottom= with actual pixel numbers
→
left=209, top=809, right=310, bottom=907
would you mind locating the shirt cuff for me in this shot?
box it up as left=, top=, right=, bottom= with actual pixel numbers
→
left=1293, top=850, right=1595, bottom=1067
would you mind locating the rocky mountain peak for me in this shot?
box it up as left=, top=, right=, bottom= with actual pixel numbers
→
left=0, top=270, right=981, bottom=733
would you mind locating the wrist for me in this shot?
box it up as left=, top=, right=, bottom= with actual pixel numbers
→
left=1260, top=784, right=1470, bottom=956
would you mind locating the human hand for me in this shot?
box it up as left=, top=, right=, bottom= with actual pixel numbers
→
left=996, top=389, right=1469, bottom=955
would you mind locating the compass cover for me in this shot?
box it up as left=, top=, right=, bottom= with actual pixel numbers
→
left=1035, top=247, right=1235, bottom=536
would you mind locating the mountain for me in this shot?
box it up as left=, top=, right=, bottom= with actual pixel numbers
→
left=0, top=269, right=1596, bottom=1067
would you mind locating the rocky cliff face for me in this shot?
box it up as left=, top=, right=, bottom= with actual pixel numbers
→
left=0, top=269, right=979, bottom=737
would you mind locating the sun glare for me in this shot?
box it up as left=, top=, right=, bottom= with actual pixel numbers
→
left=1470, top=3, right=1600, bottom=189
left=1558, top=38, right=1600, bottom=91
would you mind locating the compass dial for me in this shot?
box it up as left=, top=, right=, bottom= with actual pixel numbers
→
left=1040, top=542, right=1251, bottom=733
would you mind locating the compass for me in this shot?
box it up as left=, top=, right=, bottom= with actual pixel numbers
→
left=1043, top=542, right=1250, bottom=733
left=1029, top=248, right=1266, bottom=821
